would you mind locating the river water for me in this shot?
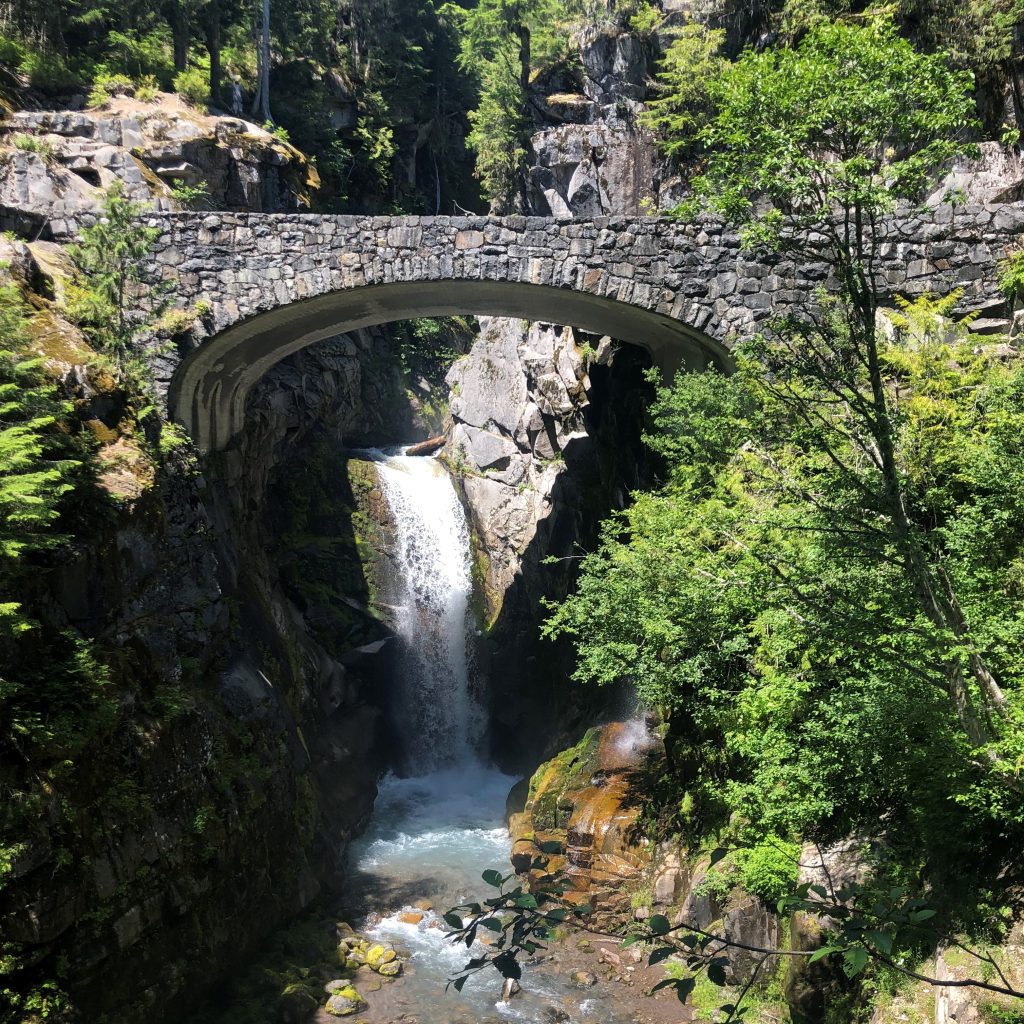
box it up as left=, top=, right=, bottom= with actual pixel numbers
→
left=345, top=452, right=633, bottom=1024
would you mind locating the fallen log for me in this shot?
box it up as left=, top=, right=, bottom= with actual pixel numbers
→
left=404, top=433, right=446, bottom=456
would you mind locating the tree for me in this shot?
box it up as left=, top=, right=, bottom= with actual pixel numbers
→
left=445, top=0, right=573, bottom=208
left=671, top=18, right=1012, bottom=748
left=251, top=0, right=272, bottom=123
left=536, top=21, right=1024, bottom=1011
left=0, top=280, right=79, bottom=639
left=639, top=22, right=726, bottom=161
left=65, top=182, right=163, bottom=396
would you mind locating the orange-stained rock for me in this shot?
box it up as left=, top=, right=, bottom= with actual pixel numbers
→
left=509, top=719, right=662, bottom=915
left=397, top=912, right=424, bottom=925
left=511, top=838, right=537, bottom=873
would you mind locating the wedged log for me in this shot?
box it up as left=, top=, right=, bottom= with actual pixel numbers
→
left=405, top=434, right=446, bottom=456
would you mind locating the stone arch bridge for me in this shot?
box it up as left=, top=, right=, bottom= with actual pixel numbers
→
left=143, top=208, right=1024, bottom=451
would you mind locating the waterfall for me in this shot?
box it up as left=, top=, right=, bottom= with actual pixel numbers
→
left=372, top=451, right=484, bottom=773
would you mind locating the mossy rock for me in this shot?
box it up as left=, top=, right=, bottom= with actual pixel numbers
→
left=279, top=981, right=319, bottom=1023
left=325, top=985, right=367, bottom=1016
left=526, top=727, right=603, bottom=832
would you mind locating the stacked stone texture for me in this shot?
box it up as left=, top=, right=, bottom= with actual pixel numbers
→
left=145, top=205, right=1024, bottom=361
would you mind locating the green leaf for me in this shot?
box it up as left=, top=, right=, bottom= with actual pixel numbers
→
left=649, top=914, right=672, bottom=936
left=648, top=945, right=675, bottom=966
left=866, top=930, right=893, bottom=954
left=707, top=962, right=727, bottom=985
left=482, top=869, right=504, bottom=887
left=675, top=976, right=696, bottom=1001
left=443, top=912, right=464, bottom=930
left=843, top=947, right=869, bottom=977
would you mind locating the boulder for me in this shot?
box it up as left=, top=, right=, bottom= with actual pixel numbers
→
left=279, top=983, right=318, bottom=1023
left=0, top=98, right=315, bottom=240
left=324, top=986, right=366, bottom=1017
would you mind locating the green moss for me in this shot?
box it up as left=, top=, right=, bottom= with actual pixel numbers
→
left=527, top=727, right=603, bottom=831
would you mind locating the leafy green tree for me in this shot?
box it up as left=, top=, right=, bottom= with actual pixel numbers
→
left=445, top=0, right=575, bottom=207
left=668, top=19, right=1012, bottom=750
left=639, top=23, right=726, bottom=161
left=548, top=313, right=1024, bottom=836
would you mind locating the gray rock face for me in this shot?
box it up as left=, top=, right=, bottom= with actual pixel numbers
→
left=527, top=24, right=666, bottom=217
left=578, top=27, right=650, bottom=105
left=0, top=105, right=311, bottom=239
left=445, top=317, right=594, bottom=608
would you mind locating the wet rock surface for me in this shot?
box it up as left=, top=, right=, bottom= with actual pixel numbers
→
left=510, top=722, right=661, bottom=920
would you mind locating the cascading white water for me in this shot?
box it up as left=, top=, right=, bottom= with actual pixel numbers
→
left=345, top=450, right=633, bottom=1023
left=373, top=452, right=485, bottom=771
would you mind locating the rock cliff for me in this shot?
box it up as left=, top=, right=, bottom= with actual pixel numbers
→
left=0, top=102, right=418, bottom=1022
left=1, top=93, right=316, bottom=239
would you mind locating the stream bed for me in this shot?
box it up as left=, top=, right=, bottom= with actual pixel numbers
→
left=341, top=764, right=640, bottom=1024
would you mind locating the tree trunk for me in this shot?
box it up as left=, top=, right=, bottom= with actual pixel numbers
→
left=169, top=1, right=190, bottom=71
left=842, top=215, right=1001, bottom=748
left=260, top=0, right=271, bottom=122
left=206, top=0, right=222, bottom=107
left=514, top=20, right=532, bottom=211
left=250, top=0, right=272, bottom=122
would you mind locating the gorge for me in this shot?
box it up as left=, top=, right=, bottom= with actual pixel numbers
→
left=3, top=3, right=1024, bottom=1024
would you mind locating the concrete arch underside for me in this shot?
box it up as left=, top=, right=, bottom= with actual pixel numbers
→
left=169, top=279, right=727, bottom=452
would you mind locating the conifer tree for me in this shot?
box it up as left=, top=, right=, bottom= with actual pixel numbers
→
left=0, top=278, right=79, bottom=638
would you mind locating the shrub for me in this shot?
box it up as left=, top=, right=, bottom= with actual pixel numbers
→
left=104, top=27, right=175, bottom=85
left=629, top=2, right=663, bottom=35
left=136, top=74, right=160, bottom=103
left=169, top=181, right=212, bottom=210
left=736, top=838, right=801, bottom=906
left=87, top=72, right=134, bottom=110
left=154, top=308, right=198, bottom=336
left=173, top=67, right=210, bottom=111
left=999, top=249, right=1024, bottom=301
left=19, top=50, right=80, bottom=92
left=0, top=32, right=25, bottom=67
left=11, top=134, right=54, bottom=162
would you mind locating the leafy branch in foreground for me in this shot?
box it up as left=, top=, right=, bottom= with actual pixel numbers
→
left=443, top=855, right=591, bottom=993
left=445, top=855, right=1024, bottom=1020
left=0, top=276, right=80, bottom=638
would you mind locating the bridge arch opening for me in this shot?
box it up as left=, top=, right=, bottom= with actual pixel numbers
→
left=167, top=279, right=730, bottom=451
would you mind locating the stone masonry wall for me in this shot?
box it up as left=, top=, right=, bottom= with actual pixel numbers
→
left=147, top=207, right=1022, bottom=359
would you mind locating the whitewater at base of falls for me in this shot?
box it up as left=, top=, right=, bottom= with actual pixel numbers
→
left=346, top=765, right=637, bottom=1024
